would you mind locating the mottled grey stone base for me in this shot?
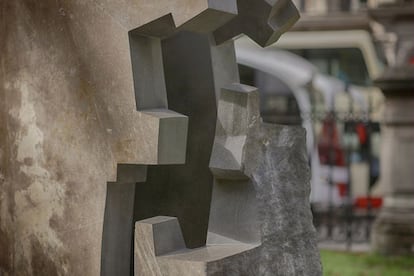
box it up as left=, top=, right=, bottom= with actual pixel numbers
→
left=207, top=84, right=321, bottom=275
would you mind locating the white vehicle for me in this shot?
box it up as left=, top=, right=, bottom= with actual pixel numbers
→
left=274, top=30, right=385, bottom=122
left=275, top=30, right=384, bottom=79
left=235, top=36, right=374, bottom=206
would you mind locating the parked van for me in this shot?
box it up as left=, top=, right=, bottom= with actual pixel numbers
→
left=274, top=30, right=385, bottom=209
left=275, top=30, right=385, bottom=122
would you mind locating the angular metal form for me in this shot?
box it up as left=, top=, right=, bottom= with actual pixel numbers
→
left=135, top=216, right=259, bottom=276
left=143, top=110, right=188, bottom=164
left=213, top=0, right=300, bottom=47
left=101, top=165, right=147, bottom=276
left=101, top=1, right=318, bottom=275
left=209, top=84, right=259, bottom=180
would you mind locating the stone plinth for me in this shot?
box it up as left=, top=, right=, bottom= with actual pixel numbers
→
left=371, top=66, right=414, bottom=255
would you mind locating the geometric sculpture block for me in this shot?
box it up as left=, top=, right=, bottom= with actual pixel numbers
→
left=142, top=110, right=188, bottom=164
left=135, top=216, right=186, bottom=257
left=135, top=216, right=259, bottom=276
left=209, top=84, right=259, bottom=180
left=214, top=0, right=300, bottom=47
left=102, top=1, right=322, bottom=275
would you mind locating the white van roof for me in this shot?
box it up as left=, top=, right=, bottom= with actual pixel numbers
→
left=235, top=36, right=368, bottom=111
left=236, top=36, right=317, bottom=88
left=273, top=30, right=384, bottom=79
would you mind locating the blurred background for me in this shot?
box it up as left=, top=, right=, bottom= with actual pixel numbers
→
left=235, top=0, right=414, bottom=275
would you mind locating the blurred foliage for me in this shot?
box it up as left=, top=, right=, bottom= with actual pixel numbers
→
left=321, top=250, right=414, bottom=276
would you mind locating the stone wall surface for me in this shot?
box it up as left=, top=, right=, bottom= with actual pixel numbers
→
left=0, top=0, right=209, bottom=275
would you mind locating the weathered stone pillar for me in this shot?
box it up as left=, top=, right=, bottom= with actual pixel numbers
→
left=371, top=66, right=414, bottom=255
left=369, top=2, right=414, bottom=255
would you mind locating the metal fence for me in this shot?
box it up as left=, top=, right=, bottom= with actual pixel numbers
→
left=307, top=109, right=381, bottom=250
